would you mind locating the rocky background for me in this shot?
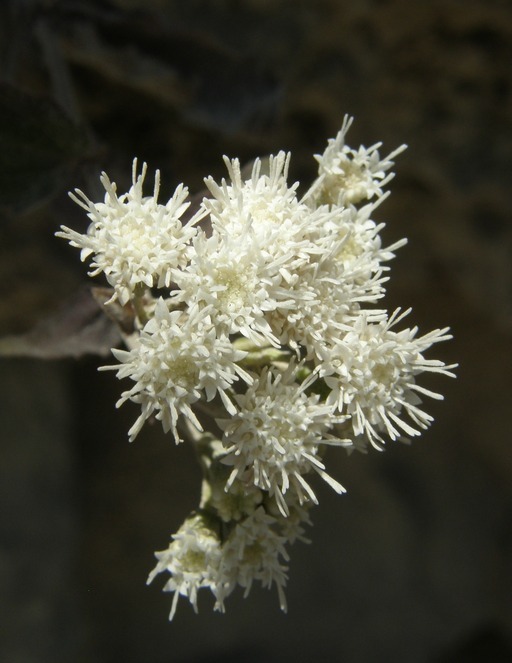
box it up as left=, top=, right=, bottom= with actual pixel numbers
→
left=0, top=0, right=511, bottom=661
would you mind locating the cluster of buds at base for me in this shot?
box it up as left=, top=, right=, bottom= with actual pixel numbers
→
left=57, top=117, right=456, bottom=619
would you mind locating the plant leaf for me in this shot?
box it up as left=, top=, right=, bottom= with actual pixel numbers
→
left=0, top=287, right=122, bottom=359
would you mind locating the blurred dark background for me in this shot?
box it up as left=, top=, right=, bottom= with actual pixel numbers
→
left=0, top=1, right=511, bottom=661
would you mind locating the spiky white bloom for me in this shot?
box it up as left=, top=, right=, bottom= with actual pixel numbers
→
left=204, top=152, right=296, bottom=237
left=222, top=507, right=290, bottom=611
left=203, top=152, right=331, bottom=265
left=172, top=228, right=294, bottom=348
left=315, top=201, right=407, bottom=277
left=57, top=160, right=199, bottom=304
left=218, top=364, right=349, bottom=516
left=268, top=234, right=389, bottom=356
left=311, top=115, right=407, bottom=206
left=266, top=201, right=406, bottom=353
left=149, top=507, right=295, bottom=619
left=317, top=309, right=457, bottom=449
left=147, top=514, right=228, bottom=620
left=102, top=298, right=252, bottom=442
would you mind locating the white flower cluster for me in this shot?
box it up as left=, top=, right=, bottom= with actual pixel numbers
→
left=147, top=506, right=295, bottom=620
left=58, top=160, right=197, bottom=305
left=57, top=116, right=456, bottom=619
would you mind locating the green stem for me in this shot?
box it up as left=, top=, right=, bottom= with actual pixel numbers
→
left=132, top=285, right=150, bottom=326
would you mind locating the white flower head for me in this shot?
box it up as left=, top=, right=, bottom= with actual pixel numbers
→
left=312, top=115, right=407, bottom=206
left=268, top=230, right=390, bottom=356
left=218, top=363, right=348, bottom=516
left=204, top=151, right=296, bottom=237
left=203, top=152, right=330, bottom=266
left=147, top=514, right=229, bottom=620
left=174, top=229, right=284, bottom=348
left=102, top=298, right=252, bottom=442
left=57, top=159, right=199, bottom=304
left=318, top=309, right=457, bottom=449
left=316, top=201, right=407, bottom=275
left=149, top=508, right=296, bottom=618
left=222, top=507, right=290, bottom=612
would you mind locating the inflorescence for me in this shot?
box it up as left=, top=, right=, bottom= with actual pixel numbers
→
left=57, top=116, right=456, bottom=619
